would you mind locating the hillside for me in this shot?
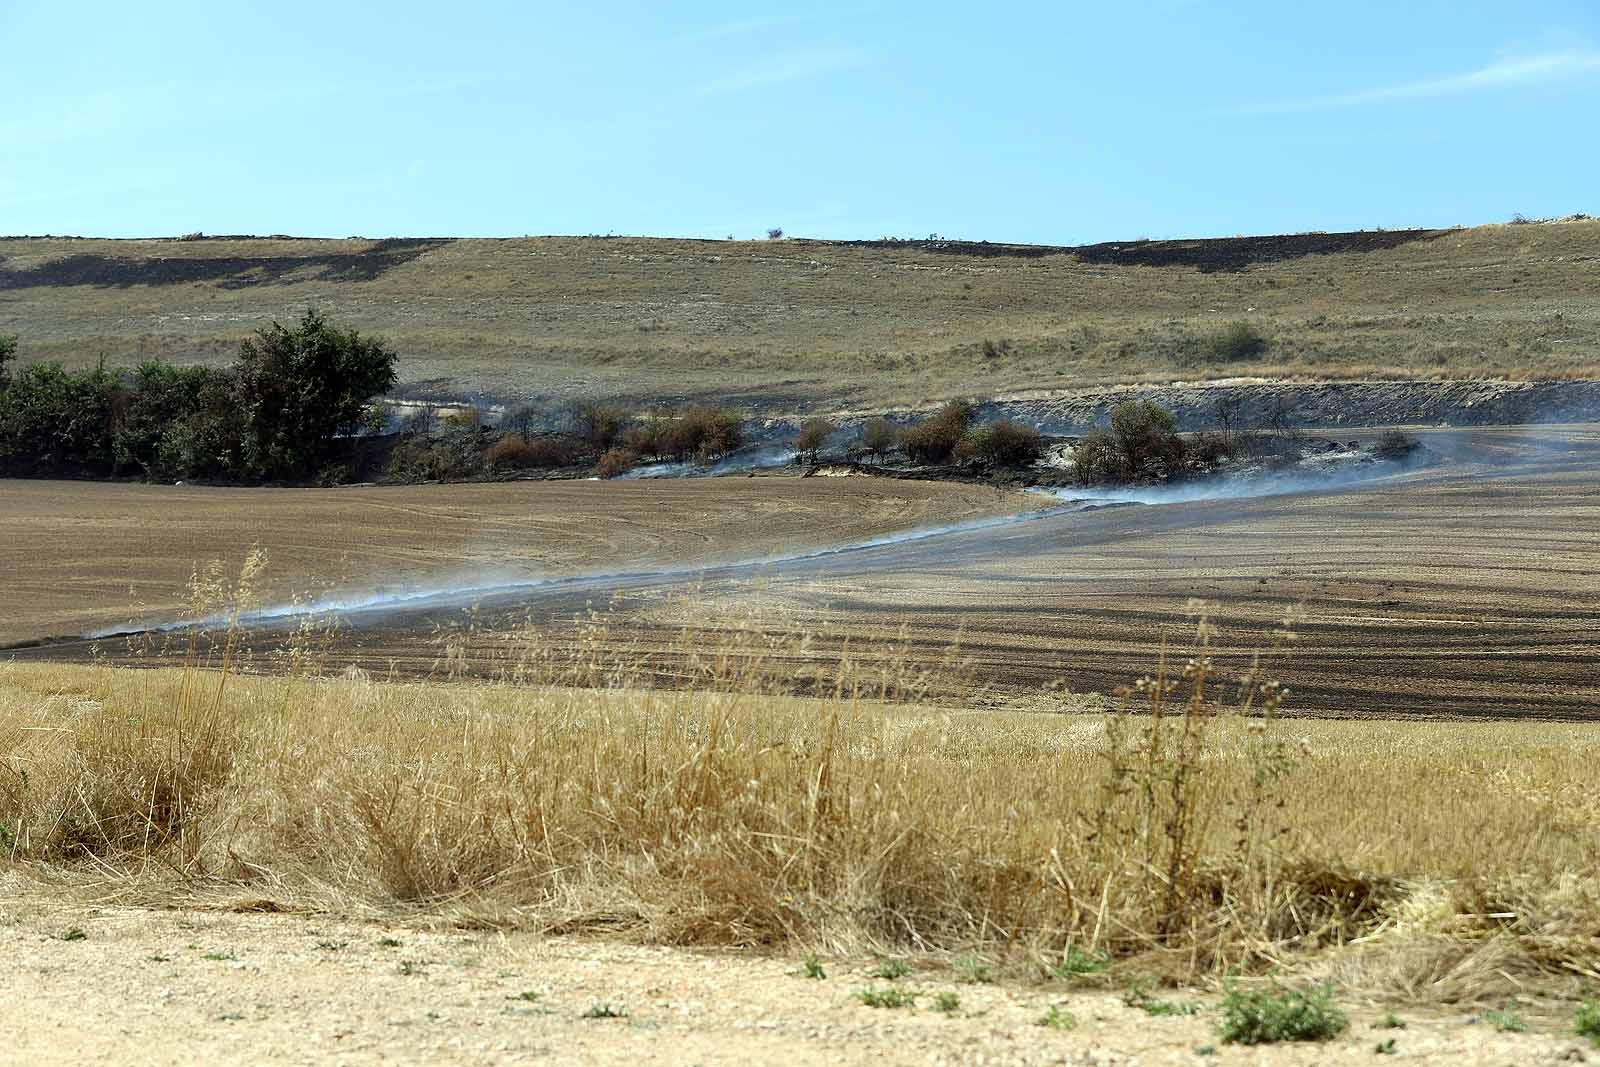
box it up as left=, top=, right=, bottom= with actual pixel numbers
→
left=2, top=219, right=1597, bottom=413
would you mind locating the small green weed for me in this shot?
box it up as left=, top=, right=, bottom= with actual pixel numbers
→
left=1575, top=999, right=1600, bottom=1047
left=1375, top=1038, right=1397, bottom=1055
left=315, top=940, right=348, bottom=951
left=377, top=937, right=402, bottom=948
left=397, top=960, right=424, bottom=976
left=789, top=953, right=825, bottom=980
left=1218, top=984, right=1347, bottom=1045
left=1124, top=978, right=1201, bottom=1017
left=867, top=958, right=912, bottom=980
left=216, top=1011, right=245, bottom=1022
left=1048, top=946, right=1107, bottom=980
left=1037, top=1004, right=1077, bottom=1031
left=1194, top=1044, right=1217, bottom=1056
left=933, top=991, right=960, bottom=1014
left=202, top=950, right=237, bottom=962
left=58, top=928, right=88, bottom=942
left=956, top=955, right=993, bottom=984
left=146, top=954, right=170, bottom=963
left=581, top=1003, right=627, bottom=1019
left=857, top=986, right=916, bottom=1009
left=1374, top=1011, right=1406, bottom=1030
left=507, top=991, right=541, bottom=1002
left=1474, top=1002, right=1527, bottom=1033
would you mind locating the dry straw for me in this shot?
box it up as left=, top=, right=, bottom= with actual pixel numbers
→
left=2, top=558, right=1597, bottom=996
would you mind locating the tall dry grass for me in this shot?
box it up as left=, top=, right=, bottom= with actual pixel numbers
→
left=3, top=588, right=1599, bottom=996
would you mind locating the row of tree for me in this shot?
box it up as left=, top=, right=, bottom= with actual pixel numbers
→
left=0, top=312, right=396, bottom=482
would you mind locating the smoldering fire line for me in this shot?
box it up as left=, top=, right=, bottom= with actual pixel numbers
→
left=85, top=452, right=1434, bottom=641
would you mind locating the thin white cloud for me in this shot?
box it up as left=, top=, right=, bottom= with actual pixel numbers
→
left=1220, top=48, right=1600, bottom=116
left=691, top=46, right=870, bottom=98
left=679, top=14, right=816, bottom=44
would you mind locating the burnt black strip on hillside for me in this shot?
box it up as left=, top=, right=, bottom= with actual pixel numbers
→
left=1069, top=228, right=1446, bottom=271
left=809, top=227, right=1447, bottom=271
left=0, top=238, right=450, bottom=290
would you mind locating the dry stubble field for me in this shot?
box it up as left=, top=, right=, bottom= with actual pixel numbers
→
left=5, top=427, right=1600, bottom=1064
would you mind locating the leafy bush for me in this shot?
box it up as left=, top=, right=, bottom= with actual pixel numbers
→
left=232, top=309, right=396, bottom=481
left=1199, top=320, right=1269, bottom=362
left=0, top=361, right=119, bottom=475
left=900, top=399, right=976, bottom=464
left=859, top=417, right=897, bottom=459
left=795, top=417, right=834, bottom=461
left=594, top=447, right=637, bottom=478
left=965, top=419, right=1044, bottom=467
left=0, top=333, right=15, bottom=391
left=1071, top=429, right=1119, bottom=483
left=1218, top=985, right=1347, bottom=1045
left=1109, top=399, right=1186, bottom=480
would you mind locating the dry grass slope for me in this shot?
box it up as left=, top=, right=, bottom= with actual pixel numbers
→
left=3, top=219, right=1596, bottom=409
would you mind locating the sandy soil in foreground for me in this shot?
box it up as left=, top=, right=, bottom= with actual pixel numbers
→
left=0, top=899, right=1586, bottom=1067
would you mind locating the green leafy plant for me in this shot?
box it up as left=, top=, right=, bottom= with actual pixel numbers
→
left=1575, top=999, right=1600, bottom=1047
left=790, top=954, right=826, bottom=980
left=867, top=958, right=912, bottom=980
left=1474, top=1002, right=1527, bottom=1033
left=58, top=927, right=88, bottom=942
left=1374, top=1011, right=1406, bottom=1030
left=1218, top=984, right=1347, bottom=1045
left=1037, top=1004, right=1077, bottom=1030
left=581, top=1003, right=628, bottom=1019
left=956, top=956, right=993, bottom=984
left=1124, top=978, right=1201, bottom=1016
left=1048, top=946, right=1108, bottom=980
left=933, top=991, right=960, bottom=1014
left=857, top=987, right=916, bottom=1009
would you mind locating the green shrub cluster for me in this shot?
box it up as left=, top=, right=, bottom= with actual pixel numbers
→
left=1197, top=320, right=1269, bottom=362
left=1218, top=985, right=1347, bottom=1045
left=1074, top=399, right=1203, bottom=483
left=0, top=312, right=394, bottom=483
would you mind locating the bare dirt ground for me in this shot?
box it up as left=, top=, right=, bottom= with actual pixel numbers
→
left=2, top=895, right=1588, bottom=1067
left=0, top=478, right=1029, bottom=645
left=22, top=425, right=1592, bottom=720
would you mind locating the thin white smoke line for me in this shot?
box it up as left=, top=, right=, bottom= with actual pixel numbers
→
left=89, top=455, right=1423, bottom=640
left=85, top=504, right=1084, bottom=639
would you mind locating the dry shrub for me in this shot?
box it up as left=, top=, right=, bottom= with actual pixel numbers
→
left=900, top=399, right=975, bottom=464
left=594, top=447, right=636, bottom=478
left=484, top=433, right=534, bottom=468
left=486, top=433, right=579, bottom=470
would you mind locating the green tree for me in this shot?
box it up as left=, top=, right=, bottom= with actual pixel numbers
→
left=232, top=310, right=396, bottom=480
left=1110, top=399, right=1185, bottom=478
left=0, top=334, right=16, bottom=391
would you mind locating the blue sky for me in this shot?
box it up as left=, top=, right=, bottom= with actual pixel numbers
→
left=3, top=1, right=1597, bottom=243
